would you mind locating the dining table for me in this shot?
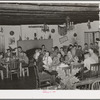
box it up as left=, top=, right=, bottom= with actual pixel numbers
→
left=56, top=63, right=70, bottom=75
left=61, top=62, right=84, bottom=75
left=74, top=77, right=100, bottom=90
left=71, top=62, right=84, bottom=69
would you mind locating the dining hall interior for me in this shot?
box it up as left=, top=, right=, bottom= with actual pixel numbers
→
left=0, top=2, right=99, bottom=90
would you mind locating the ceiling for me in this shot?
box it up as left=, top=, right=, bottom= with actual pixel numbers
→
left=0, top=3, right=99, bottom=25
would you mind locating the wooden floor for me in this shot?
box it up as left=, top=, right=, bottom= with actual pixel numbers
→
left=0, top=67, right=36, bottom=89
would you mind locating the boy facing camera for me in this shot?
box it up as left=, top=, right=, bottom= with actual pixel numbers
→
left=75, top=52, right=96, bottom=80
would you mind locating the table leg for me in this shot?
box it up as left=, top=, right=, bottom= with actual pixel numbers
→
left=20, top=63, right=22, bottom=77
left=88, top=80, right=92, bottom=90
left=1, top=70, right=4, bottom=80
left=6, top=65, right=9, bottom=78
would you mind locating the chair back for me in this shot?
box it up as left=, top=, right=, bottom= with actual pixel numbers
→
left=34, top=65, right=52, bottom=88
left=91, top=80, right=100, bottom=90
left=9, top=59, right=20, bottom=70
left=62, top=67, right=71, bottom=76
left=34, top=65, right=39, bottom=79
left=73, top=63, right=84, bottom=69
left=90, top=63, right=100, bottom=78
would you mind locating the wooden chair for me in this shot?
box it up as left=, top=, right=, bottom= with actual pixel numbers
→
left=90, top=63, right=100, bottom=78
left=22, top=67, right=29, bottom=77
left=73, top=63, right=84, bottom=69
left=34, top=65, right=53, bottom=89
left=91, top=80, right=100, bottom=90
left=0, top=70, right=4, bottom=80
left=22, top=63, right=29, bottom=77
left=8, top=60, right=20, bottom=80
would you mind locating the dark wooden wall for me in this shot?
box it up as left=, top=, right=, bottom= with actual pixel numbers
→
left=17, top=39, right=53, bottom=51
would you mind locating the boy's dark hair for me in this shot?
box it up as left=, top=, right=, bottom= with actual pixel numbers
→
left=74, top=43, right=78, bottom=46
left=54, top=46, right=59, bottom=51
left=7, top=49, right=11, bottom=51
left=17, top=46, right=22, bottom=49
left=0, top=52, right=4, bottom=58
left=44, top=50, right=46, bottom=52
left=84, top=51, right=89, bottom=55
left=42, top=44, right=45, bottom=47
left=78, top=45, right=82, bottom=48
left=90, top=43, right=93, bottom=45
left=73, top=45, right=77, bottom=47
left=69, top=44, right=73, bottom=47
left=84, top=43, right=88, bottom=45
left=60, top=47, right=64, bottom=50
left=96, top=38, right=100, bottom=41
left=95, top=42, right=98, bottom=44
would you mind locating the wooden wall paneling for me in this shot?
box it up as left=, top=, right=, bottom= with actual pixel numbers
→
left=17, top=39, right=53, bottom=52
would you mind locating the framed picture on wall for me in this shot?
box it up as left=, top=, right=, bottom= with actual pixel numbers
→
left=9, top=37, right=15, bottom=45
left=59, top=36, right=68, bottom=44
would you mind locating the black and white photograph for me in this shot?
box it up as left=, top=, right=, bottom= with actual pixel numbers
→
left=0, top=1, right=99, bottom=92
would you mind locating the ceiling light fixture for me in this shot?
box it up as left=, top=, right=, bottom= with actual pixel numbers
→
left=42, top=23, right=49, bottom=33
left=65, top=16, right=74, bottom=31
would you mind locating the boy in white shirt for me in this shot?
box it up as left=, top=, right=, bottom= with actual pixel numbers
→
left=43, top=51, right=52, bottom=71
left=84, top=52, right=96, bottom=70
left=34, top=49, right=40, bottom=60
left=75, top=52, right=96, bottom=80
left=89, top=48, right=98, bottom=63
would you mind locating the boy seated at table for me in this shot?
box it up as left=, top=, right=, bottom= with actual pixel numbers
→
left=33, top=49, right=40, bottom=61
left=71, top=56, right=81, bottom=65
left=43, top=51, right=52, bottom=70
left=0, top=52, right=6, bottom=78
left=43, top=51, right=58, bottom=76
left=5, top=49, right=12, bottom=58
left=35, top=51, right=57, bottom=85
left=18, top=51, right=29, bottom=68
left=36, top=52, right=44, bottom=72
left=64, top=51, right=74, bottom=65
left=51, top=52, right=63, bottom=70
left=75, top=52, right=96, bottom=80
left=17, top=46, right=29, bottom=65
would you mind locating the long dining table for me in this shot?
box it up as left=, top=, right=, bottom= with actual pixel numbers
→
left=60, top=62, right=84, bottom=75
left=74, top=77, right=100, bottom=90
